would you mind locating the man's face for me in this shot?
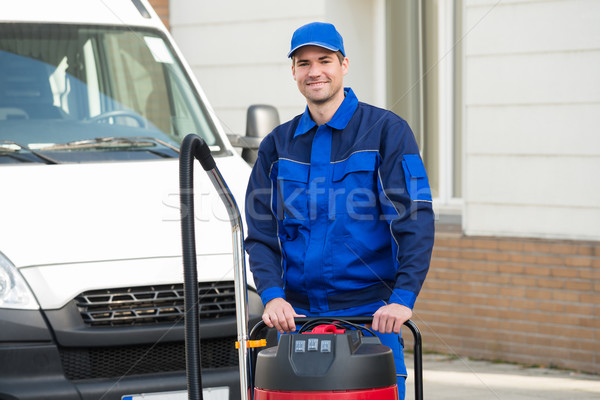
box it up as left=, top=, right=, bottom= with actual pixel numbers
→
left=292, top=46, right=348, bottom=107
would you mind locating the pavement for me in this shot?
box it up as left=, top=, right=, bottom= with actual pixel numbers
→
left=404, top=354, right=600, bottom=400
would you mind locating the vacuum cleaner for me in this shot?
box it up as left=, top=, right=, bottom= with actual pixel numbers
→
left=179, top=134, right=423, bottom=400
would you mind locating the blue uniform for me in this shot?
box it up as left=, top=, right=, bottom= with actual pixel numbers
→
left=245, top=88, right=434, bottom=397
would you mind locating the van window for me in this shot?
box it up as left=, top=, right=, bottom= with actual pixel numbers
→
left=0, top=24, right=222, bottom=163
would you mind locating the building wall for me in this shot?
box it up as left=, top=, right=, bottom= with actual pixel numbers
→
left=147, top=0, right=169, bottom=30
left=437, top=0, right=600, bottom=370
left=166, top=0, right=600, bottom=240
left=164, top=0, right=600, bottom=374
left=169, top=0, right=320, bottom=136
left=169, top=0, right=383, bottom=136
left=462, top=0, right=600, bottom=241
left=410, top=228, right=600, bottom=374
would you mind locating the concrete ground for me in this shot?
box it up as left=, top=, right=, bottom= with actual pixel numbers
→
left=404, top=354, right=600, bottom=400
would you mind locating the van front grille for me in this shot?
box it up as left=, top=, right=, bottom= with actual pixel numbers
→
left=75, top=282, right=236, bottom=327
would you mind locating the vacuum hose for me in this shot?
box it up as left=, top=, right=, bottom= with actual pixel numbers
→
left=179, top=134, right=250, bottom=400
left=179, top=134, right=210, bottom=400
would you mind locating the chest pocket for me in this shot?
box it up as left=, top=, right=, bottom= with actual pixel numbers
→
left=277, top=159, right=310, bottom=220
left=332, top=151, right=379, bottom=216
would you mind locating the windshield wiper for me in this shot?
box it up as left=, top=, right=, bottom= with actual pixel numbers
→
left=40, top=136, right=180, bottom=154
left=0, top=141, right=60, bottom=164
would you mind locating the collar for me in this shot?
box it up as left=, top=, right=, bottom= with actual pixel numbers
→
left=293, top=87, right=359, bottom=138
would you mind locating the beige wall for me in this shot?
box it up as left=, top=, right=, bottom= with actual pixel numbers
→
left=166, top=0, right=600, bottom=241
left=462, top=0, right=600, bottom=240
left=169, top=0, right=384, bottom=136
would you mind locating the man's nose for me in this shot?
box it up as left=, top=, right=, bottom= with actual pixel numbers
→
left=308, top=63, right=321, bottom=77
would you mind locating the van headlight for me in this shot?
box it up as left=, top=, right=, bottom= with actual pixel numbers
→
left=0, top=253, right=39, bottom=310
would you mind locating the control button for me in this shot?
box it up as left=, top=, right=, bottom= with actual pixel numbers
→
left=320, top=339, right=332, bottom=353
left=307, top=338, right=319, bottom=351
left=294, top=340, right=306, bottom=352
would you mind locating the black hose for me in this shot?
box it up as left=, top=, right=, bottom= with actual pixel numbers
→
left=179, top=134, right=214, bottom=400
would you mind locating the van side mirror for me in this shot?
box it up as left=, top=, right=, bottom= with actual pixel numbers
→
left=227, top=105, right=280, bottom=165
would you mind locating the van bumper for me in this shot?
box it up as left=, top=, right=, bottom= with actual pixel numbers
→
left=0, top=343, right=240, bottom=400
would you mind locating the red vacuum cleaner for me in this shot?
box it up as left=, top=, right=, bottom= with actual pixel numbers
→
left=249, top=317, right=423, bottom=400
left=179, top=134, right=423, bottom=400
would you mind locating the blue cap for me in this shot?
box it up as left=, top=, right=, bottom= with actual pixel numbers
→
left=287, top=22, right=345, bottom=58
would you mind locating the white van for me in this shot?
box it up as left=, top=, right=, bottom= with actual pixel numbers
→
left=0, top=1, right=268, bottom=399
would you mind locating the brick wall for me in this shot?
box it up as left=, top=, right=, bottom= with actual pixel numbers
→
left=148, top=0, right=169, bottom=30
left=407, top=227, right=600, bottom=374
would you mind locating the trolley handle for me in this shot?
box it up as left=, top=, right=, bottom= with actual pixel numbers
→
left=249, top=317, right=423, bottom=400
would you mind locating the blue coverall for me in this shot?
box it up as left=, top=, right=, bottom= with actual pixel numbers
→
left=245, top=88, right=435, bottom=399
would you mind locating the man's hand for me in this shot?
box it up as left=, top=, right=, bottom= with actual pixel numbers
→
left=372, top=303, right=412, bottom=334
left=262, top=298, right=306, bottom=333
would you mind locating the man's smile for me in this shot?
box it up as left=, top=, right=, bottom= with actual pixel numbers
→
left=307, top=81, right=328, bottom=88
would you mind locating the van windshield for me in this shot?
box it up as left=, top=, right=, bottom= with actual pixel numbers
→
left=0, top=24, right=224, bottom=163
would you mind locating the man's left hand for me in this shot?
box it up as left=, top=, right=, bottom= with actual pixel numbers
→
left=371, top=303, right=412, bottom=334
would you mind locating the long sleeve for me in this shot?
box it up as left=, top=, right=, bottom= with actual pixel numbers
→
left=377, top=117, right=435, bottom=309
left=244, top=135, right=285, bottom=305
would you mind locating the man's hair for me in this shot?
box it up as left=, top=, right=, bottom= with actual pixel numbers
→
left=292, top=50, right=345, bottom=66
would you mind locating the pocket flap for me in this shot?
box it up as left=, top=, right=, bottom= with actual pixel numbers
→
left=332, top=151, right=378, bottom=182
left=401, top=154, right=432, bottom=201
left=278, top=159, right=310, bottom=183
left=403, top=154, right=427, bottom=178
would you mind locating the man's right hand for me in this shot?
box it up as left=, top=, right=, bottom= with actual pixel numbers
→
left=262, top=297, right=305, bottom=333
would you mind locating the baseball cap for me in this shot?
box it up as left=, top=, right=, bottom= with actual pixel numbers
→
left=287, top=22, right=345, bottom=58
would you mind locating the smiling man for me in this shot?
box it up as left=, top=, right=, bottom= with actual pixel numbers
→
left=244, top=22, right=435, bottom=399
left=292, top=45, right=348, bottom=122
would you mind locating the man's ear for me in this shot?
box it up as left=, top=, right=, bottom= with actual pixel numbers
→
left=291, top=64, right=297, bottom=81
left=342, top=57, right=349, bottom=76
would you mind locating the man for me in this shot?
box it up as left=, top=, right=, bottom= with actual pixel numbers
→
left=245, top=22, right=434, bottom=399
